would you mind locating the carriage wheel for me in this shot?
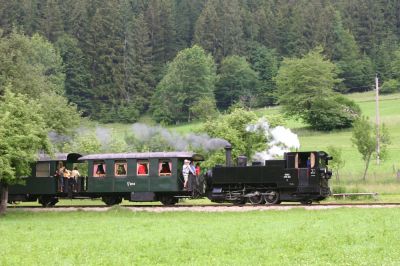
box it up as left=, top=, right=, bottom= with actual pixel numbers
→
left=160, top=195, right=178, bottom=206
left=263, top=190, right=280, bottom=205
left=102, top=196, right=122, bottom=206
left=300, top=200, right=312, bottom=205
left=39, top=196, right=58, bottom=207
left=249, top=191, right=263, bottom=205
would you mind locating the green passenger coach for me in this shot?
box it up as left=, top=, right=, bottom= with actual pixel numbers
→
left=78, top=152, right=204, bottom=205
left=8, top=153, right=82, bottom=206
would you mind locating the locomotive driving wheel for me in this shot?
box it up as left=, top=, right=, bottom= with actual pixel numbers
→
left=249, top=191, right=263, bottom=205
left=263, top=190, right=280, bottom=205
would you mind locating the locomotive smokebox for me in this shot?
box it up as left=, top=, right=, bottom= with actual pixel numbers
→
left=224, top=145, right=232, bottom=167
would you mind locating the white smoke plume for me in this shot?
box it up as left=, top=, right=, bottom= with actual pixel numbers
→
left=131, top=123, right=229, bottom=151
left=246, top=117, right=300, bottom=162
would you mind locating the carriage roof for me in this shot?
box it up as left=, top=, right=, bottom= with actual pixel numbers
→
left=78, top=152, right=204, bottom=161
left=37, top=153, right=82, bottom=162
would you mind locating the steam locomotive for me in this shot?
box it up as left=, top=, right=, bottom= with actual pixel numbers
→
left=8, top=146, right=332, bottom=206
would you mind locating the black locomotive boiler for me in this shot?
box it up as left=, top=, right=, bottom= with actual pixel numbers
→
left=206, top=146, right=332, bottom=205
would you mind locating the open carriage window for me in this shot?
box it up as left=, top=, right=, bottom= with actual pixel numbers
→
left=115, top=160, right=127, bottom=177
left=159, top=160, right=172, bottom=176
left=36, top=162, right=50, bottom=177
left=137, top=161, right=149, bottom=176
left=93, top=161, right=106, bottom=177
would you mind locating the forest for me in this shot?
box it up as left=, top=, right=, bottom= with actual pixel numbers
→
left=1, top=0, right=400, bottom=125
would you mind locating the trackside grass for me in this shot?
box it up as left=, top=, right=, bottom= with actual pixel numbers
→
left=1, top=208, right=400, bottom=265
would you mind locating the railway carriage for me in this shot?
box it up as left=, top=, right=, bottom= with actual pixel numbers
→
left=8, top=153, right=82, bottom=206
left=78, top=152, right=204, bottom=205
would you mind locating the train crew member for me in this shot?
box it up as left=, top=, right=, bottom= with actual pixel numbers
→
left=182, top=159, right=191, bottom=189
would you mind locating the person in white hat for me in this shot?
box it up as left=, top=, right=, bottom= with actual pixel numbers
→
left=182, top=159, right=191, bottom=189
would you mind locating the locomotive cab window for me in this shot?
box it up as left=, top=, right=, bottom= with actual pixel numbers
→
left=36, top=162, right=50, bottom=177
left=114, top=160, right=127, bottom=177
left=137, top=161, right=149, bottom=176
left=295, top=153, right=315, bottom=169
left=93, top=161, right=106, bottom=177
left=159, top=160, right=172, bottom=176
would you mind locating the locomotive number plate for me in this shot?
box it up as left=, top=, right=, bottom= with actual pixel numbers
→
left=283, top=173, right=291, bottom=179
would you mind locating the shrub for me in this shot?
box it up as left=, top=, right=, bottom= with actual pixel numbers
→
left=381, top=79, right=400, bottom=94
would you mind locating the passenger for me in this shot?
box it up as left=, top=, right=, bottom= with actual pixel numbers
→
left=96, top=164, right=105, bottom=176
left=58, top=165, right=65, bottom=192
left=189, top=161, right=196, bottom=176
left=138, top=163, right=148, bottom=175
left=71, top=167, right=80, bottom=192
left=182, top=159, right=190, bottom=189
left=71, top=167, right=80, bottom=178
left=195, top=163, right=201, bottom=176
left=160, top=162, right=171, bottom=174
left=117, top=164, right=126, bottom=175
left=63, top=168, right=71, bottom=193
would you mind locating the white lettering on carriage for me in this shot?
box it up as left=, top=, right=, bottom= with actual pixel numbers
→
left=283, top=173, right=291, bottom=179
left=127, top=182, right=136, bottom=187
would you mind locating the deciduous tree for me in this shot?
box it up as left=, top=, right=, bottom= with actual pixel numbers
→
left=351, top=116, right=390, bottom=181
left=151, top=45, right=216, bottom=124
left=215, top=55, right=259, bottom=110
left=275, top=47, right=360, bottom=130
left=0, top=88, right=51, bottom=215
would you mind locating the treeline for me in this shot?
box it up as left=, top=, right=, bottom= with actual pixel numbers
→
left=1, top=0, right=400, bottom=123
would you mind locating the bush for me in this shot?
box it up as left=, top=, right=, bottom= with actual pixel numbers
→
left=305, top=95, right=360, bottom=131
left=381, top=79, right=400, bottom=94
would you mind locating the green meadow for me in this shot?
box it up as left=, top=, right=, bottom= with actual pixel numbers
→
left=1, top=208, right=400, bottom=265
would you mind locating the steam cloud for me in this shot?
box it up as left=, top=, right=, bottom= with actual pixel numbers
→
left=131, top=123, right=229, bottom=151
left=246, top=118, right=300, bottom=162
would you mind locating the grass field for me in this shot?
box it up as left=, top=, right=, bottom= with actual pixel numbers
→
left=1, top=208, right=400, bottom=265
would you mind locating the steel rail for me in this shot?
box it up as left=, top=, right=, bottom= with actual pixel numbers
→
left=8, top=202, right=400, bottom=209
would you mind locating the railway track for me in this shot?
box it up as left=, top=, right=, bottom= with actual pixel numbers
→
left=8, top=202, right=400, bottom=210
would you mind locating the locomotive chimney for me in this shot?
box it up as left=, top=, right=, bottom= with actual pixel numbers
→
left=225, top=144, right=232, bottom=167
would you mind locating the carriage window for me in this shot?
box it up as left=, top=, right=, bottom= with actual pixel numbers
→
left=93, top=161, right=106, bottom=177
left=159, top=160, right=172, bottom=176
left=36, top=162, right=50, bottom=177
left=115, top=161, right=127, bottom=177
left=137, top=161, right=149, bottom=176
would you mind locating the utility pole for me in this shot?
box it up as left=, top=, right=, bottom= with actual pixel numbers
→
left=375, top=74, right=380, bottom=165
